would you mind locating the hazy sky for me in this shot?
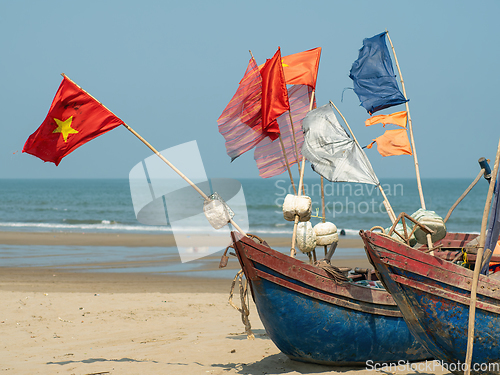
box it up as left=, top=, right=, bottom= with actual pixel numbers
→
left=2, top=1, right=499, bottom=181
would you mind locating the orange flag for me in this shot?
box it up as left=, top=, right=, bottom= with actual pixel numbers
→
left=281, top=47, right=321, bottom=88
left=259, top=47, right=290, bottom=141
left=23, top=75, right=123, bottom=165
left=366, top=129, right=412, bottom=157
left=365, top=111, right=407, bottom=128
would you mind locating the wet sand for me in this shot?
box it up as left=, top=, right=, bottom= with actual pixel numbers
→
left=0, top=230, right=365, bottom=248
left=0, top=231, right=451, bottom=374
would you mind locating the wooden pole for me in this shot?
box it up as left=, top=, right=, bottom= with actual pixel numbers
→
left=122, top=123, right=248, bottom=237
left=385, top=31, right=426, bottom=210
left=279, top=135, right=298, bottom=195
left=329, top=100, right=397, bottom=223
left=321, top=177, right=326, bottom=224
left=59, top=74, right=247, bottom=238
left=444, top=169, right=485, bottom=223
left=321, top=176, right=328, bottom=256
left=287, top=88, right=316, bottom=178
left=290, top=156, right=307, bottom=257
left=289, top=89, right=318, bottom=259
left=309, top=90, right=316, bottom=112
left=298, top=89, right=316, bottom=197
left=385, top=31, right=433, bottom=251
left=464, top=137, right=500, bottom=375
left=288, top=110, right=302, bottom=176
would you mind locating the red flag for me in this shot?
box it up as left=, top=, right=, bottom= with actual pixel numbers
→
left=259, top=48, right=290, bottom=141
left=23, top=76, right=123, bottom=165
left=217, top=58, right=265, bottom=160
left=281, top=47, right=321, bottom=88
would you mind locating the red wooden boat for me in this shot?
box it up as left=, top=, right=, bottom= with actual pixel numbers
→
left=230, top=231, right=432, bottom=366
left=361, top=229, right=500, bottom=374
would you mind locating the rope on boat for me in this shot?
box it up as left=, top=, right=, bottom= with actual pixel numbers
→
left=228, top=269, right=255, bottom=340
left=314, top=259, right=349, bottom=283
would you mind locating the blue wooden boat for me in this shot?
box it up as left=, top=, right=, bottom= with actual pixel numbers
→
left=230, top=231, right=432, bottom=366
left=361, top=229, right=500, bottom=374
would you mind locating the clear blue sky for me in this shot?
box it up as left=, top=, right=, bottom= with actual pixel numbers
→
left=2, top=1, right=499, bottom=180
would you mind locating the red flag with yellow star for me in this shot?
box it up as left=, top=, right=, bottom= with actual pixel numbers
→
left=23, top=75, right=123, bottom=165
left=281, top=47, right=321, bottom=88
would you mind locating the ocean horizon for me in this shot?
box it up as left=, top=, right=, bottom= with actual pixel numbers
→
left=0, top=177, right=491, bottom=237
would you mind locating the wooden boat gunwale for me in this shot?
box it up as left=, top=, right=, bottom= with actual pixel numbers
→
left=230, top=231, right=433, bottom=366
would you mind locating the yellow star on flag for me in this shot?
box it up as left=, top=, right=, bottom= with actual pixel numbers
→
left=52, top=116, right=78, bottom=142
left=281, top=59, right=289, bottom=68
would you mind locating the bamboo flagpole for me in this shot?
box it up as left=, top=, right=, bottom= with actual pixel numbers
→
left=329, top=100, right=397, bottom=224
left=321, top=176, right=328, bottom=256
left=124, top=127, right=249, bottom=236
left=60, top=74, right=247, bottom=237
left=444, top=167, right=485, bottom=223
left=385, top=31, right=425, bottom=209
left=385, top=31, right=433, bottom=250
left=123, top=125, right=248, bottom=237
left=290, top=91, right=316, bottom=258
left=288, top=110, right=302, bottom=176
left=464, top=138, right=500, bottom=375
left=290, top=154, right=307, bottom=258
left=278, top=134, right=298, bottom=195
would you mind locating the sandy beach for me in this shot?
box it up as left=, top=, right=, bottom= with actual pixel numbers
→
left=0, top=231, right=451, bottom=374
left=0, top=231, right=366, bottom=249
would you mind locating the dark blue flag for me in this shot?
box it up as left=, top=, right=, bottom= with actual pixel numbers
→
left=349, top=32, right=408, bottom=114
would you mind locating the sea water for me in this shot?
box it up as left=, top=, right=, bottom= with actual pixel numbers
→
left=0, top=177, right=491, bottom=275
left=0, top=177, right=490, bottom=235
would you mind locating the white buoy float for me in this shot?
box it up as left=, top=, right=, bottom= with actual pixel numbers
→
left=296, top=221, right=317, bottom=253
left=313, top=222, right=338, bottom=246
left=282, top=194, right=312, bottom=222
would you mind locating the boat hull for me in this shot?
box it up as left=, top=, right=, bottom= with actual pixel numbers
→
left=231, top=232, right=431, bottom=366
left=361, top=230, right=500, bottom=374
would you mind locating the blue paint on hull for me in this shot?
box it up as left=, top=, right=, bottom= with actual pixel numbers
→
left=363, top=232, right=500, bottom=375
left=251, top=274, right=431, bottom=365
left=387, top=266, right=500, bottom=374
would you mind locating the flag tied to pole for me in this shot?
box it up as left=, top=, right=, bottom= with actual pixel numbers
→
left=364, top=110, right=412, bottom=157
left=217, top=58, right=265, bottom=161
left=281, top=47, right=321, bottom=89
left=218, top=47, right=320, bottom=174
left=23, top=75, right=123, bottom=165
left=259, top=47, right=290, bottom=141
left=349, top=32, right=407, bottom=115
left=301, top=102, right=379, bottom=185
left=366, top=129, right=412, bottom=157
left=365, top=111, right=407, bottom=128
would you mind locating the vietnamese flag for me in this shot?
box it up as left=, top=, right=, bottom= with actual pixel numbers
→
left=281, top=47, right=321, bottom=88
left=259, top=47, right=290, bottom=141
left=23, top=75, right=123, bottom=165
